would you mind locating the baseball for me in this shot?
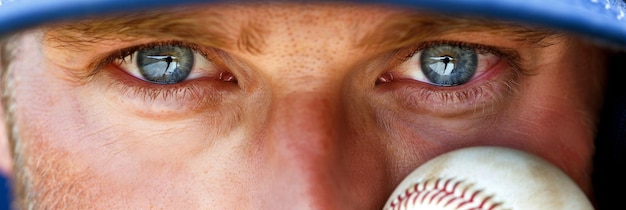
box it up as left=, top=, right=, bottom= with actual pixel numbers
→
left=383, top=146, right=593, bottom=210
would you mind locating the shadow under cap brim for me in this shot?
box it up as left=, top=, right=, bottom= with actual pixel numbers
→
left=1, top=0, right=626, bottom=50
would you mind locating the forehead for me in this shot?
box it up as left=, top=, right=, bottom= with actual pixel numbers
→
left=2, top=0, right=626, bottom=50
left=44, top=3, right=556, bottom=55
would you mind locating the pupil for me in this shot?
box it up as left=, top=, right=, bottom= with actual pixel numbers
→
left=136, top=45, right=194, bottom=84
left=164, top=56, right=174, bottom=63
left=419, top=44, right=478, bottom=86
left=442, top=56, right=451, bottom=64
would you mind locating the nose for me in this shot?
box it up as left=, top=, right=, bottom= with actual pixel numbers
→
left=255, top=88, right=388, bottom=209
left=261, top=89, right=345, bottom=208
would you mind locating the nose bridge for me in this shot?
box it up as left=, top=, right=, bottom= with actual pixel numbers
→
left=267, top=90, right=340, bottom=177
left=259, top=85, right=347, bottom=208
left=249, top=15, right=356, bottom=207
left=260, top=23, right=348, bottom=167
left=269, top=89, right=342, bottom=154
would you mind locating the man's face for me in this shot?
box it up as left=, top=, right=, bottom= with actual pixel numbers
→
left=2, top=2, right=606, bottom=209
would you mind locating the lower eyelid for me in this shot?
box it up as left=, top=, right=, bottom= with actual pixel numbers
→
left=394, top=51, right=501, bottom=85
left=378, top=58, right=519, bottom=117
left=96, top=62, right=239, bottom=119
left=382, top=77, right=515, bottom=117
left=406, top=83, right=492, bottom=110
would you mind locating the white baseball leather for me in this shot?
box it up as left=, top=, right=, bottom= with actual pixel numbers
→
left=383, top=146, right=594, bottom=210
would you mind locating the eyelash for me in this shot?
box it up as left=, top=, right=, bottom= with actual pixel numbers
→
left=405, top=40, right=521, bottom=67
left=92, top=39, right=521, bottom=114
left=93, top=41, right=233, bottom=104
left=95, top=41, right=207, bottom=70
left=382, top=40, right=524, bottom=112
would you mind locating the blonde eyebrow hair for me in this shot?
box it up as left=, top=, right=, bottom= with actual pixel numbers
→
left=43, top=8, right=558, bottom=56
left=44, top=8, right=266, bottom=54
left=358, top=12, right=559, bottom=51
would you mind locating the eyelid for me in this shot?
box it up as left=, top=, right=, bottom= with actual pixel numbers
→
left=377, top=40, right=525, bottom=116
left=88, top=41, right=228, bottom=84
left=90, top=41, right=213, bottom=76
left=398, top=49, right=501, bottom=86
left=88, top=41, right=240, bottom=117
left=386, top=40, right=524, bottom=85
left=404, top=40, right=520, bottom=62
left=117, top=50, right=215, bottom=82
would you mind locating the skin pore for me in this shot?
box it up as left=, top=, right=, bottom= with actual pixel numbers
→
left=0, top=2, right=607, bottom=209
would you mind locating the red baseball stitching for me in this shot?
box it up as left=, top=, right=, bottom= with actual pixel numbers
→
left=386, top=178, right=506, bottom=210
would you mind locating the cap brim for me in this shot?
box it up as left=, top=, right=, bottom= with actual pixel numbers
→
left=1, top=0, right=626, bottom=49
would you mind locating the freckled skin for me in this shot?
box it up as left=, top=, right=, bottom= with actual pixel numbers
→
left=2, top=3, right=606, bottom=209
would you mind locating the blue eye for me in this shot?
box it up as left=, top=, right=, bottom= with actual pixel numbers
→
left=114, top=43, right=222, bottom=84
left=382, top=42, right=502, bottom=88
left=135, top=45, right=194, bottom=84
left=419, top=44, right=478, bottom=86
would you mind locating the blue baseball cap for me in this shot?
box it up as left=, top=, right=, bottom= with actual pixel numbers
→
left=1, top=0, right=626, bottom=49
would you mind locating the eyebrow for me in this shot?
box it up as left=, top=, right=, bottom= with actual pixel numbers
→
left=357, top=13, right=559, bottom=51
left=43, top=8, right=557, bottom=55
left=44, top=9, right=265, bottom=54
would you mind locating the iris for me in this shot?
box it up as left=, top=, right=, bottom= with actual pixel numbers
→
left=136, top=45, right=194, bottom=84
left=420, top=44, right=478, bottom=86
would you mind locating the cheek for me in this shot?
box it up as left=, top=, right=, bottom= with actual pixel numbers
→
left=11, top=35, right=106, bottom=208
left=11, top=63, right=235, bottom=208
left=373, top=40, right=604, bottom=196
left=492, top=41, right=605, bottom=194
left=9, top=35, right=250, bottom=208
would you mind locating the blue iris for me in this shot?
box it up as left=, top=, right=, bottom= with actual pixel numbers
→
left=136, top=45, right=194, bottom=84
left=419, top=44, right=478, bottom=86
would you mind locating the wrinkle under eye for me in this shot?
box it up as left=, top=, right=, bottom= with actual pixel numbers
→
left=375, top=40, right=522, bottom=114
left=111, top=42, right=229, bottom=85
left=94, top=42, right=241, bottom=118
left=381, top=41, right=507, bottom=88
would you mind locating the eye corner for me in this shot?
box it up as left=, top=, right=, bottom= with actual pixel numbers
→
left=383, top=40, right=521, bottom=88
